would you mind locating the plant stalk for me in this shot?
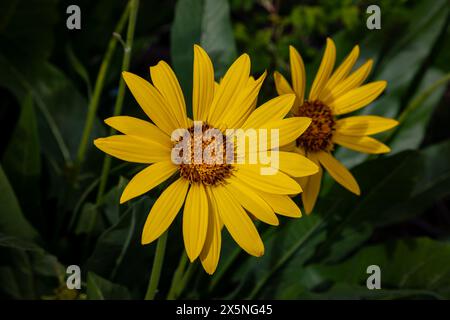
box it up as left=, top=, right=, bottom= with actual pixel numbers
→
left=145, top=232, right=169, bottom=300
left=75, top=2, right=131, bottom=169
left=96, top=0, right=140, bottom=204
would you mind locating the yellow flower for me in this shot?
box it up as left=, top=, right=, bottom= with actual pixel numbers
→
left=94, top=45, right=318, bottom=274
left=274, top=38, right=398, bottom=214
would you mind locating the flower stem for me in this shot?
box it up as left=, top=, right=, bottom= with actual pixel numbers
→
left=397, top=72, right=450, bottom=124
left=385, top=72, right=450, bottom=143
left=75, top=1, right=131, bottom=169
left=96, top=0, right=140, bottom=204
left=166, top=253, right=188, bottom=300
left=145, top=232, right=168, bottom=300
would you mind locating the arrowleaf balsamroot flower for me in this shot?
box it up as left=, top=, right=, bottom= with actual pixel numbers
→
left=274, top=38, right=398, bottom=214
left=94, top=45, right=318, bottom=274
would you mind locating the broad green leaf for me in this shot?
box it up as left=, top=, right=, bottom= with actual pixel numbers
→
left=102, top=176, right=128, bottom=225
left=86, top=272, right=131, bottom=300
left=75, top=203, right=99, bottom=235
left=2, top=94, right=41, bottom=228
left=171, top=0, right=237, bottom=114
left=0, top=232, right=43, bottom=253
left=308, top=238, right=450, bottom=299
left=389, top=69, right=448, bottom=153
left=87, top=197, right=155, bottom=290
left=0, top=56, right=104, bottom=168
left=0, top=238, right=64, bottom=299
left=388, top=139, right=450, bottom=222
left=0, top=165, right=39, bottom=241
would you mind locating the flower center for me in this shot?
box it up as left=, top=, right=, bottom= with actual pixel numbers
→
left=177, top=123, right=234, bottom=185
left=294, top=100, right=336, bottom=153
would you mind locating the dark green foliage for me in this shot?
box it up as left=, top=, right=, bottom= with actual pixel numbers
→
left=0, top=0, right=449, bottom=300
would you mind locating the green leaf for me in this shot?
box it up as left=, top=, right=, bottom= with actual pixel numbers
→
left=171, top=0, right=237, bottom=115
left=66, top=44, right=93, bottom=98
left=86, top=272, right=131, bottom=300
left=0, top=165, right=39, bottom=241
left=309, top=238, right=450, bottom=299
left=389, top=139, right=450, bottom=222
left=0, top=237, right=64, bottom=299
left=0, top=56, right=104, bottom=168
left=87, top=197, right=155, bottom=290
left=389, top=70, right=449, bottom=153
left=2, top=94, right=41, bottom=227
left=75, top=203, right=99, bottom=235
left=0, top=232, right=43, bottom=253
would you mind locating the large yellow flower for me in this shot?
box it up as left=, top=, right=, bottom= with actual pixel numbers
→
left=274, top=38, right=398, bottom=214
left=94, top=45, right=318, bottom=274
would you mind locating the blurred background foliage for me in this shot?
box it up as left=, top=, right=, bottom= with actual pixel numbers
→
left=0, top=0, right=449, bottom=299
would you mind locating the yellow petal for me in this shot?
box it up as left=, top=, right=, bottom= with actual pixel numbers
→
left=225, top=178, right=279, bottom=226
left=242, top=94, right=296, bottom=130
left=301, top=153, right=322, bottom=214
left=141, top=178, right=189, bottom=244
left=252, top=151, right=318, bottom=178
left=280, top=141, right=296, bottom=152
left=329, top=81, right=387, bottom=115
left=120, top=161, right=178, bottom=203
left=200, top=187, right=222, bottom=274
left=207, top=54, right=250, bottom=126
left=317, top=151, right=360, bottom=195
left=222, top=71, right=267, bottom=128
left=309, top=38, right=336, bottom=101
left=321, top=45, right=359, bottom=97
left=193, top=45, right=215, bottom=121
left=235, top=164, right=302, bottom=194
left=213, top=185, right=264, bottom=257
left=150, top=61, right=188, bottom=128
left=94, top=135, right=169, bottom=163
left=322, top=59, right=373, bottom=105
left=247, top=76, right=259, bottom=112
left=333, top=133, right=391, bottom=154
left=336, top=115, right=399, bottom=136
left=254, top=190, right=302, bottom=218
left=277, top=151, right=319, bottom=177
left=105, top=116, right=171, bottom=147
left=183, top=183, right=209, bottom=261
left=122, top=72, right=178, bottom=135
left=258, top=117, right=311, bottom=150
left=274, top=71, right=294, bottom=96
left=289, top=45, right=306, bottom=104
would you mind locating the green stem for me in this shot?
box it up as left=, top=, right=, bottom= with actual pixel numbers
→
left=166, top=253, right=188, bottom=300
left=75, top=2, right=131, bottom=168
left=398, top=72, right=450, bottom=123
left=247, top=219, right=323, bottom=299
left=177, top=263, right=196, bottom=297
left=209, top=222, right=271, bottom=292
left=96, top=0, right=140, bottom=204
left=145, top=232, right=169, bottom=300
left=385, top=72, right=450, bottom=143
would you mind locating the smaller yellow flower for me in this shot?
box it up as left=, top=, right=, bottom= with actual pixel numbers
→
left=274, top=38, right=398, bottom=213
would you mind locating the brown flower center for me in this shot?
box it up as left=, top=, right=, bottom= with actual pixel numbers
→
left=295, top=100, right=336, bottom=153
left=176, top=123, right=234, bottom=185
